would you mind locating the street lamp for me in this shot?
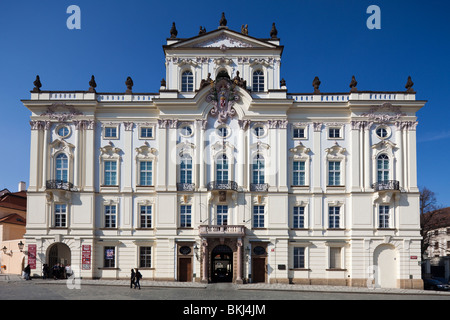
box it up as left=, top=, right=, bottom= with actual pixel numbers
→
left=18, top=241, right=24, bottom=252
left=193, top=243, right=199, bottom=260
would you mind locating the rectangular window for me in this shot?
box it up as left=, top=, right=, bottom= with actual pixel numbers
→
left=293, top=161, right=306, bottom=186
left=328, top=127, right=341, bottom=139
left=139, top=246, right=152, bottom=268
left=104, top=127, right=117, bottom=139
left=104, top=161, right=117, bottom=186
left=328, top=206, right=340, bottom=229
left=54, top=204, right=67, bottom=228
left=104, top=246, right=115, bottom=268
left=293, top=127, right=306, bottom=139
left=140, top=127, right=153, bottom=139
left=293, top=247, right=305, bottom=269
left=379, top=205, right=390, bottom=229
left=329, top=247, right=341, bottom=269
left=217, top=205, right=228, bottom=226
left=140, top=205, right=152, bottom=228
left=293, top=206, right=305, bottom=229
left=180, top=205, right=192, bottom=228
left=139, top=161, right=153, bottom=186
left=105, top=205, right=117, bottom=228
left=253, top=205, right=265, bottom=228
left=328, top=161, right=341, bottom=186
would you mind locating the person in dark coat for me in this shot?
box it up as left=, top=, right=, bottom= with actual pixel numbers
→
left=130, top=269, right=135, bottom=288
left=134, top=268, right=142, bottom=290
left=24, top=264, right=31, bottom=280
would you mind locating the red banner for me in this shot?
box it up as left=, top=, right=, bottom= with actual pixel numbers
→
left=28, top=244, right=36, bottom=269
left=82, top=245, right=91, bottom=270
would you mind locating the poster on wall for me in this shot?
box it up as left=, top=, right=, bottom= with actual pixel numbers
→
left=82, top=245, right=91, bottom=270
left=28, top=244, right=36, bottom=269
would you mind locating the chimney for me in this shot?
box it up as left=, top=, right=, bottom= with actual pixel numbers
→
left=18, top=181, right=26, bottom=192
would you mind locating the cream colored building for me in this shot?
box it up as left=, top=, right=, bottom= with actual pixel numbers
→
left=22, top=17, right=426, bottom=288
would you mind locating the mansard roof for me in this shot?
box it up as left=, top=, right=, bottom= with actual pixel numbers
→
left=163, top=27, right=283, bottom=54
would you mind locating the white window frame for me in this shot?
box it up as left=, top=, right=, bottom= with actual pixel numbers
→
left=293, top=247, right=306, bottom=269
left=54, top=203, right=68, bottom=228
left=102, top=123, right=120, bottom=140
left=138, top=160, right=153, bottom=186
left=253, top=205, right=265, bottom=229
left=179, top=204, right=192, bottom=228
left=216, top=205, right=228, bottom=226
left=139, top=124, right=155, bottom=140
left=252, top=154, right=265, bottom=184
left=104, top=204, right=117, bottom=229
left=139, top=246, right=152, bottom=268
left=289, top=143, right=311, bottom=188
left=99, top=144, right=122, bottom=191
left=181, top=69, right=194, bottom=92
left=378, top=205, right=391, bottom=229
left=135, top=144, right=157, bottom=190
left=139, top=204, right=153, bottom=229
left=252, top=69, right=265, bottom=92
left=327, top=126, right=343, bottom=140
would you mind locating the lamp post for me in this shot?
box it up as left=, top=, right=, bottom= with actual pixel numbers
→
left=18, top=241, right=24, bottom=252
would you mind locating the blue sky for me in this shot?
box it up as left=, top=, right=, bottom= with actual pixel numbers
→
left=0, top=0, right=449, bottom=207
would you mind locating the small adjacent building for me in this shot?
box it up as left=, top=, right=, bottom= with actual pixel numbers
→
left=0, top=184, right=27, bottom=274
left=22, top=15, right=426, bottom=288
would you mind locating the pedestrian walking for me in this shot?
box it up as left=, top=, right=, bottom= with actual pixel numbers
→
left=42, top=264, right=49, bottom=279
left=24, top=264, right=31, bottom=280
left=134, top=268, right=142, bottom=290
left=130, top=268, right=135, bottom=289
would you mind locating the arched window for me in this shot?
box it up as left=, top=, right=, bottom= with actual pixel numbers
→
left=55, top=153, right=68, bottom=182
left=252, top=154, right=265, bottom=184
left=216, top=154, right=229, bottom=182
left=180, top=155, right=193, bottom=184
left=181, top=70, right=194, bottom=92
left=252, top=70, right=264, bottom=92
left=377, top=154, right=389, bottom=182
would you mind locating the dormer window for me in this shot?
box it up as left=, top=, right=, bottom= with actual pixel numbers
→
left=181, top=71, right=194, bottom=92
left=252, top=70, right=264, bottom=92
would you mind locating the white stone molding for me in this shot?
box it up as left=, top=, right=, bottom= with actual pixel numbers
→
left=325, top=142, right=347, bottom=159
left=39, top=102, right=83, bottom=121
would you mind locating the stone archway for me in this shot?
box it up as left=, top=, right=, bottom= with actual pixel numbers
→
left=47, top=242, right=71, bottom=279
left=373, top=244, right=398, bottom=288
left=211, top=244, right=233, bottom=282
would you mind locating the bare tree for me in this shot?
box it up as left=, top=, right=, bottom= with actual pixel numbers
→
left=419, top=186, right=444, bottom=257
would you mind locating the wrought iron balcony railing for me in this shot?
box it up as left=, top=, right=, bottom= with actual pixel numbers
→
left=46, top=180, right=78, bottom=192
left=206, top=180, right=238, bottom=192
left=372, top=180, right=400, bottom=192
left=177, top=183, right=195, bottom=191
left=250, top=183, right=269, bottom=192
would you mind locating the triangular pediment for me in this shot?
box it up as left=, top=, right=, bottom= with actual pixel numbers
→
left=167, top=29, right=278, bottom=50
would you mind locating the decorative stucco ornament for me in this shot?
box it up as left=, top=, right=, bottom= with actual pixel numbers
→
left=206, top=77, right=239, bottom=124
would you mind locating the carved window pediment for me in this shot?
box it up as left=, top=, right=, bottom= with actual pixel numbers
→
left=325, top=142, right=346, bottom=159
left=100, top=143, right=122, bottom=159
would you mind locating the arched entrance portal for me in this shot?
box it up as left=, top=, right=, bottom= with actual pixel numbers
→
left=374, top=244, right=398, bottom=288
left=211, top=245, right=233, bottom=282
left=47, top=243, right=71, bottom=278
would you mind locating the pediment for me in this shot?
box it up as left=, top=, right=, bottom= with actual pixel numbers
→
left=168, top=29, right=277, bottom=50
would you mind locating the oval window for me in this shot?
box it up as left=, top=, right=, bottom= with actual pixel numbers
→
left=179, top=246, right=191, bottom=255
left=253, top=246, right=266, bottom=255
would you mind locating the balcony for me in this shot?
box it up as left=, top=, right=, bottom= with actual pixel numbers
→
left=199, top=225, right=246, bottom=237
left=46, top=180, right=78, bottom=192
left=250, top=183, right=269, bottom=192
left=372, top=180, right=400, bottom=192
left=206, top=180, right=238, bottom=192
left=177, top=183, right=195, bottom=192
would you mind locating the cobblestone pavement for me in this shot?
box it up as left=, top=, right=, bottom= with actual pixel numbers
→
left=1, top=273, right=450, bottom=298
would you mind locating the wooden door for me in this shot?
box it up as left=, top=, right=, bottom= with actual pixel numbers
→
left=179, top=258, right=192, bottom=282
left=252, top=258, right=266, bottom=283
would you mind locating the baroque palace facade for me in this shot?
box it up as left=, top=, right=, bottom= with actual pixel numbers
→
left=22, top=15, right=426, bottom=289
